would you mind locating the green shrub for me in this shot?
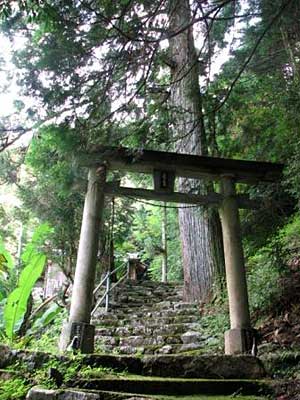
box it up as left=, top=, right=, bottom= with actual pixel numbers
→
left=0, top=378, right=30, bottom=400
left=247, top=213, right=300, bottom=315
left=26, top=308, right=67, bottom=353
left=247, top=249, right=282, bottom=313
left=278, top=214, right=300, bottom=256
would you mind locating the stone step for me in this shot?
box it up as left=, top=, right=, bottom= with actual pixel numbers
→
left=91, top=281, right=200, bottom=356
left=120, top=280, right=182, bottom=287
left=95, top=335, right=193, bottom=347
left=3, top=347, right=265, bottom=380
left=115, top=284, right=182, bottom=293
left=95, top=322, right=202, bottom=337
left=96, top=330, right=203, bottom=347
left=93, top=307, right=199, bottom=321
left=93, top=302, right=199, bottom=317
left=98, top=295, right=182, bottom=305
left=115, top=287, right=183, bottom=295
left=27, top=387, right=175, bottom=400
left=111, top=296, right=185, bottom=306
left=115, top=287, right=186, bottom=297
left=27, top=388, right=271, bottom=400
left=26, top=387, right=102, bottom=400
left=95, top=315, right=200, bottom=328
left=27, top=381, right=271, bottom=399
left=122, top=291, right=183, bottom=298
left=116, top=290, right=179, bottom=297
left=96, top=342, right=205, bottom=355
left=112, top=286, right=182, bottom=295
left=76, top=354, right=266, bottom=379
left=72, top=377, right=272, bottom=397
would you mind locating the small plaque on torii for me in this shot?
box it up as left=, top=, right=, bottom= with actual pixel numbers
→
left=153, top=169, right=176, bottom=193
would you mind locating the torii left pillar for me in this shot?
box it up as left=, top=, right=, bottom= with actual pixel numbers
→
left=60, top=166, right=106, bottom=353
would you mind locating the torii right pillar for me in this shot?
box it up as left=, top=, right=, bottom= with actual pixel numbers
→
left=220, top=175, right=254, bottom=355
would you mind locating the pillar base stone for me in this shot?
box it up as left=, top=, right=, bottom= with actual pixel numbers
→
left=59, top=321, right=95, bottom=354
left=225, top=328, right=256, bottom=355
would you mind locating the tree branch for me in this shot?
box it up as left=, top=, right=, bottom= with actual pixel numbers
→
left=212, top=0, right=295, bottom=115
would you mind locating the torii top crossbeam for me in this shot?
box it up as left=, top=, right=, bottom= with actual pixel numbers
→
left=79, top=145, right=283, bottom=184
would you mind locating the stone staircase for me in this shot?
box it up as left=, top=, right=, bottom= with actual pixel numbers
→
left=91, top=280, right=205, bottom=355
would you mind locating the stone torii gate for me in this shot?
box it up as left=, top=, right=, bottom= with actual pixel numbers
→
left=60, top=146, right=283, bottom=354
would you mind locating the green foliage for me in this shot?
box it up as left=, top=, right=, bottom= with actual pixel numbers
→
left=36, top=355, right=83, bottom=386
left=200, top=310, right=230, bottom=352
left=0, top=378, right=30, bottom=400
left=29, top=303, right=62, bottom=335
left=247, top=214, right=300, bottom=314
left=0, top=250, right=13, bottom=275
left=285, top=139, right=300, bottom=205
left=3, top=223, right=51, bottom=341
left=32, top=358, right=65, bottom=389
left=20, top=125, right=85, bottom=276
left=0, top=237, right=14, bottom=282
left=4, top=253, right=46, bottom=340
left=26, top=307, right=67, bottom=353
left=21, top=223, right=52, bottom=263
left=247, top=250, right=282, bottom=313
left=125, top=204, right=182, bottom=282
left=278, top=214, right=300, bottom=252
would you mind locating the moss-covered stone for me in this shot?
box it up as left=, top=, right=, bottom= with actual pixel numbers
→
left=26, top=386, right=269, bottom=400
left=141, top=355, right=266, bottom=379
left=72, top=377, right=272, bottom=397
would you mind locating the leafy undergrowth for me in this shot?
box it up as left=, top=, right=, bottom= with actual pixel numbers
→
left=252, top=268, right=300, bottom=400
left=0, top=378, right=30, bottom=400
left=256, top=270, right=300, bottom=351
left=199, top=253, right=300, bottom=359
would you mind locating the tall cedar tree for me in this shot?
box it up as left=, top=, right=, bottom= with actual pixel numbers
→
left=168, top=0, right=224, bottom=301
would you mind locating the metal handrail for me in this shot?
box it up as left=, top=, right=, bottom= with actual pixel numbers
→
left=93, top=272, right=109, bottom=296
left=91, top=262, right=127, bottom=316
left=93, top=262, right=126, bottom=296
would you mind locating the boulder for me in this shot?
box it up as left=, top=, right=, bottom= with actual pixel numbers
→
left=115, top=326, right=132, bottom=336
left=26, top=387, right=57, bottom=400
left=179, top=343, right=202, bottom=352
left=26, top=387, right=100, bottom=399
left=120, top=336, right=144, bottom=347
left=158, top=345, right=173, bottom=354
left=142, top=354, right=266, bottom=379
left=181, top=331, right=202, bottom=344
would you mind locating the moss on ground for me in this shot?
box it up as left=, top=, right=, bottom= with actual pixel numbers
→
left=153, top=396, right=267, bottom=400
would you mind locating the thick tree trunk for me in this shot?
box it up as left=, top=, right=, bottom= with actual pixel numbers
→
left=168, top=0, right=224, bottom=301
left=161, top=204, right=168, bottom=283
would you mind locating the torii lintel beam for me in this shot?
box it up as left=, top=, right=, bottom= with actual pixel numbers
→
left=79, top=146, right=283, bottom=184
left=104, top=183, right=259, bottom=209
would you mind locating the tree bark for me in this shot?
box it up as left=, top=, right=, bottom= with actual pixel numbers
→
left=168, top=0, right=224, bottom=301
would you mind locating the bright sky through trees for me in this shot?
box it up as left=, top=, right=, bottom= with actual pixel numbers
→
left=0, top=31, right=237, bottom=118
